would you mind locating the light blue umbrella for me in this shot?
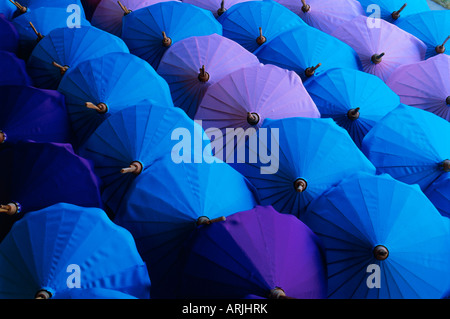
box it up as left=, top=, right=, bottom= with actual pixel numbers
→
left=424, top=173, right=450, bottom=219
left=357, top=0, right=430, bottom=23
left=303, top=171, right=450, bottom=299
left=0, top=203, right=151, bottom=299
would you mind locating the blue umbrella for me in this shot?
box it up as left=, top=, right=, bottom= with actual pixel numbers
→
left=303, top=171, right=450, bottom=299
left=121, top=1, right=223, bottom=70
left=0, top=13, right=19, bottom=52
left=253, top=25, right=362, bottom=81
left=362, top=104, right=450, bottom=191
left=78, top=102, right=211, bottom=215
left=53, top=288, right=137, bottom=299
left=0, top=50, right=32, bottom=86
left=15, top=0, right=85, bottom=15
left=303, top=67, right=401, bottom=149
left=57, top=51, right=174, bottom=149
left=0, top=202, right=151, bottom=299
left=357, top=0, right=430, bottom=23
left=217, top=0, right=306, bottom=53
left=0, top=0, right=17, bottom=19
left=424, top=173, right=450, bottom=219
left=114, top=154, right=260, bottom=298
left=27, top=25, right=130, bottom=89
left=12, top=7, right=90, bottom=59
left=0, top=141, right=103, bottom=242
left=0, top=85, right=71, bottom=145
left=395, top=10, right=450, bottom=59
left=229, top=117, right=376, bottom=219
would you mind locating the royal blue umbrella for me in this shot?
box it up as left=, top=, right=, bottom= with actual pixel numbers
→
left=217, top=0, right=306, bottom=53
left=121, top=1, right=223, bottom=70
left=114, top=154, right=260, bottom=298
left=0, top=202, right=151, bottom=299
left=53, top=288, right=137, bottom=299
left=0, top=0, right=17, bottom=19
left=362, top=104, right=450, bottom=191
left=424, top=173, right=450, bottom=219
left=0, top=141, right=103, bottom=242
left=303, top=67, right=401, bottom=148
left=57, top=51, right=174, bottom=148
left=14, top=0, right=85, bottom=15
left=0, top=50, right=32, bottom=86
left=0, top=85, right=71, bottom=145
left=12, top=7, right=90, bottom=59
left=303, top=171, right=450, bottom=299
left=0, top=13, right=19, bottom=52
left=253, top=25, right=362, bottom=81
left=78, top=103, right=211, bottom=215
left=27, top=25, right=130, bottom=89
left=229, top=117, right=376, bottom=219
left=395, top=10, right=450, bottom=59
left=177, top=205, right=327, bottom=299
left=357, top=0, right=430, bottom=23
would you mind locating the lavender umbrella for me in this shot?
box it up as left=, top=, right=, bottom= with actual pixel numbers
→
left=0, top=13, right=18, bottom=53
left=177, top=205, right=328, bottom=299
left=272, top=0, right=365, bottom=35
left=0, top=50, right=32, bottom=86
left=386, top=54, right=450, bottom=122
left=156, top=33, right=260, bottom=119
left=330, top=15, right=427, bottom=82
left=183, top=0, right=261, bottom=18
left=91, top=0, right=178, bottom=37
left=194, top=63, right=320, bottom=162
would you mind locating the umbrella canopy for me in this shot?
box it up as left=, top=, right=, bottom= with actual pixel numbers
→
left=12, top=7, right=90, bottom=59
left=424, top=173, right=450, bottom=219
left=9, top=0, right=86, bottom=16
left=385, top=54, right=450, bottom=121
left=183, top=0, right=261, bottom=18
left=156, top=33, right=260, bottom=119
left=0, top=202, right=151, bottom=299
left=121, top=1, right=223, bottom=70
left=57, top=51, right=174, bottom=149
left=0, top=50, right=32, bottom=86
left=0, top=85, right=71, bottom=145
left=78, top=103, right=211, bottom=215
left=194, top=63, right=320, bottom=162
left=114, top=154, right=260, bottom=298
left=0, top=141, right=102, bottom=242
left=330, top=15, right=427, bottom=82
left=0, top=0, right=17, bottom=19
left=80, top=0, right=102, bottom=20
left=217, top=0, right=306, bottom=53
left=177, top=205, right=328, bottom=299
left=272, top=0, right=365, bottom=35
left=27, top=25, right=130, bottom=90
left=0, top=13, right=19, bottom=52
left=53, top=288, right=137, bottom=299
left=303, top=67, right=401, bottom=148
left=303, top=171, right=450, bottom=299
left=395, top=10, right=450, bottom=59
left=91, top=0, right=178, bottom=37
left=229, top=117, right=376, bottom=219
left=361, top=104, right=450, bottom=191
left=357, top=0, right=430, bottom=23
left=253, top=25, right=362, bottom=82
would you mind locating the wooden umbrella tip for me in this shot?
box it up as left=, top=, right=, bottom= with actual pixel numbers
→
left=0, top=130, right=6, bottom=144
left=446, top=96, right=450, bottom=105
left=294, top=178, right=307, bottom=193
left=247, top=112, right=260, bottom=125
left=120, top=161, right=143, bottom=175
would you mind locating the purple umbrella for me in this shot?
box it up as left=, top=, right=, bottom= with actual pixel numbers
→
left=156, top=33, right=260, bottom=118
left=194, top=63, right=320, bottom=161
left=0, top=85, right=71, bottom=145
left=183, top=0, right=260, bottom=18
left=273, top=0, right=365, bottom=35
left=0, top=50, right=32, bottom=86
left=177, top=205, right=328, bottom=299
left=330, top=15, right=427, bottom=82
left=386, top=54, right=450, bottom=121
left=0, top=13, right=19, bottom=53
left=91, top=0, right=178, bottom=37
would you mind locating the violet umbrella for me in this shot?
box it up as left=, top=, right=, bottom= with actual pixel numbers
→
left=330, top=14, right=427, bottom=82
left=331, top=16, right=427, bottom=82
left=91, top=0, right=178, bottom=37
left=183, top=0, right=261, bottom=18
left=194, top=63, right=320, bottom=162
left=0, top=85, right=71, bottom=145
left=386, top=54, right=450, bottom=122
left=0, top=141, right=103, bottom=242
left=0, top=50, right=32, bottom=86
left=156, top=33, right=260, bottom=119
left=177, top=205, right=328, bottom=299
left=0, top=13, right=19, bottom=53
left=272, top=0, right=365, bottom=35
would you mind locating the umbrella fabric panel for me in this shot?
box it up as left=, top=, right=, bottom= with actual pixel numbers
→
left=0, top=50, right=33, bottom=86
left=424, top=173, right=450, bottom=218
left=183, top=0, right=262, bottom=18
left=0, top=13, right=19, bottom=53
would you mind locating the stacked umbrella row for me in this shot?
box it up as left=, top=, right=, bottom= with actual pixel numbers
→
left=0, top=0, right=449, bottom=300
